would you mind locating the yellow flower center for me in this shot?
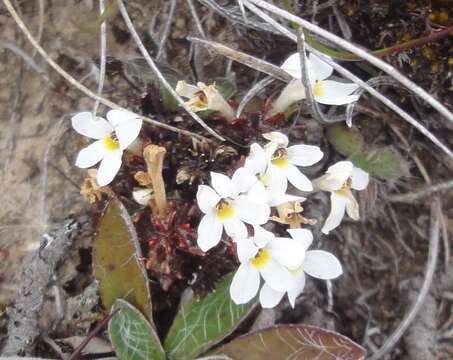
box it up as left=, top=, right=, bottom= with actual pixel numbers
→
left=215, top=200, right=235, bottom=220
left=271, top=148, right=290, bottom=168
left=335, top=177, right=353, bottom=197
left=313, top=80, right=324, bottom=97
left=250, top=249, right=270, bottom=269
left=102, top=134, right=119, bottom=152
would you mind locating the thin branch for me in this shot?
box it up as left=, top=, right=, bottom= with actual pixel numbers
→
left=32, top=0, right=45, bottom=57
left=116, top=0, right=225, bottom=141
left=156, top=0, right=177, bottom=61
left=188, top=0, right=206, bottom=38
left=236, top=76, right=274, bottom=117
left=370, top=199, right=441, bottom=359
left=246, top=0, right=453, bottom=125
left=240, top=0, right=453, bottom=160
left=2, top=0, right=210, bottom=142
left=188, top=37, right=291, bottom=82
left=92, top=0, right=107, bottom=115
left=387, top=180, right=453, bottom=203
left=0, top=40, right=48, bottom=78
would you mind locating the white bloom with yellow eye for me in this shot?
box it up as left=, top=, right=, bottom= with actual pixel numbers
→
left=313, top=161, right=369, bottom=234
left=281, top=52, right=359, bottom=106
left=244, top=143, right=304, bottom=206
left=196, top=170, right=270, bottom=252
left=176, top=81, right=235, bottom=120
left=261, top=132, right=323, bottom=192
left=72, top=110, right=142, bottom=186
left=259, top=228, right=343, bottom=309
left=230, top=226, right=306, bottom=305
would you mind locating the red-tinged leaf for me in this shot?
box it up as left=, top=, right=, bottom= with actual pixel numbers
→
left=211, top=324, right=367, bottom=360
left=94, top=198, right=154, bottom=323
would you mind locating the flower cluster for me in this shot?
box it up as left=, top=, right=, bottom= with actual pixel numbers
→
left=196, top=132, right=369, bottom=308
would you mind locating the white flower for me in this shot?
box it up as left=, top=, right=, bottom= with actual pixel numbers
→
left=72, top=110, right=142, bottom=186
left=132, top=188, right=153, bottom=206
left=196, top=170, right=270, bottom=252
left=176, top=81, right=235, bottom=120
left=313, top=161, right=369, bottom=234
left=259, top=228, right=343, bottom=308
left=281, top=52, right=359, bottom=105
left=267, top=79, right=306, bottom=118
left=261, top=132, right=323, bottom=192
left=244, top=143, right=303, bottom=206
left=230, top=226, right=306, bottom=305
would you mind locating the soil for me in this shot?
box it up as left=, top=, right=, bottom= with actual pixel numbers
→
left=0, top=0, right=452, bottom=359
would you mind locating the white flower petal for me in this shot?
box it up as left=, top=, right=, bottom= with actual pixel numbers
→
left=232, top=167, right=258, bottom=193
left=265, top=164, right=288, bottom=195
left=287, top=144, right=323, bottom=167
left=210, top=172, right=237, bottom=199
left=314, top=80, right=359, bottom=105
left=75, top=140, right=106, bottom=168
left=259, top=283, right=285, bottom=309
left=236, top=237, right=259, bottom=263
left=262, top=131, right=289, bottom=148
left=230, top=264, right=260, bottom=304
left=175, top=81, right=199, bottom=98
left=234, top=195, right=270, bottom=225
left=345, top=191, right=360, bottom=220
left=351, top=167, right=369, bottom=190
left=314, top=161, right=352, bottom=191
left=287, top=228, right=313, bottom=251
left=132, top=188, right=152, bottom=206
left=115, top=117, right=142, bottom=150
left=245, top=143, right=268, bottom=175
left=223, top=217, right=248, bottom=240
left=260, top=259, right=294, bottom=292
left=247, top=181, right=269, bottom=204
left=197, top=213, right=223, bottom=252
left=285, top=164, right=313, bottom=192
left=96, top=150, right=122, bottom=186
left=267, top=237, right=305, bottom=268
left=71, top=112, right=112, bottom=139
left=287, top=270, right=306, bottom=308
left=321, top=192, right=347, bottom=234
left=106, top=109, right=138, bottom=127
left=307, top=53, right=333, bottom=81
left=280, top=53, right=302, bottom=79
left=196, top=185, right=220, bottom=214
left=304, top=250, right=343, bottom=279
left=268, top=193, right=305, bottom=207
left=252, top=225, right=274, bottom=248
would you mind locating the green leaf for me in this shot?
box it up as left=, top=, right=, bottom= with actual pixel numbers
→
left=326, top=124, right=364, bottom=157
left=164, top=273, right=257, bottom=360
left=350, top=147, right=408, bottom=180
left=212, top=78, right=236, bottom=100
left=109, top=299, right=165, bottom=360
left=94, top=199, right=154, bottom=322
left=211, top=324, right=367, bottom=360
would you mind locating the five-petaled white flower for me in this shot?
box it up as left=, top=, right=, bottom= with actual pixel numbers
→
left=281, top=52, right=359, bottom=106
left=196, top=170, right=270, bottom=252
left=176, top=81, right=236, bottom=120
left=72, top=110, right=142, bottom=186
left=230, top=226, right=306, bottom=305
left=259, top=228, right=343, bottom=309
left=262, top=132, right=323, bottom=192
left=244, top=143, right=304, bottom=206
left=313, top=161, right=369, bottom=234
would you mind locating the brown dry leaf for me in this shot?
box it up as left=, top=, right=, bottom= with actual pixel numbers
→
left=143, top=145, right=167, bottom=218
left=80, top=169, right=113, bottom=203
left=271, top=201, right=317, bottom=229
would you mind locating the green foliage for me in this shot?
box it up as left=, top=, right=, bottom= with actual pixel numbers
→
left=327, top=124, right=407, bottom=180
left=93, top=199, right=154, bottom=322
left=212, top=324, right=367, bottom=360
left=109, top=299, right=165, bottom=360
left=326, top=125, right=364, bottom=157
left=164, top=273, right=257, bottom=360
